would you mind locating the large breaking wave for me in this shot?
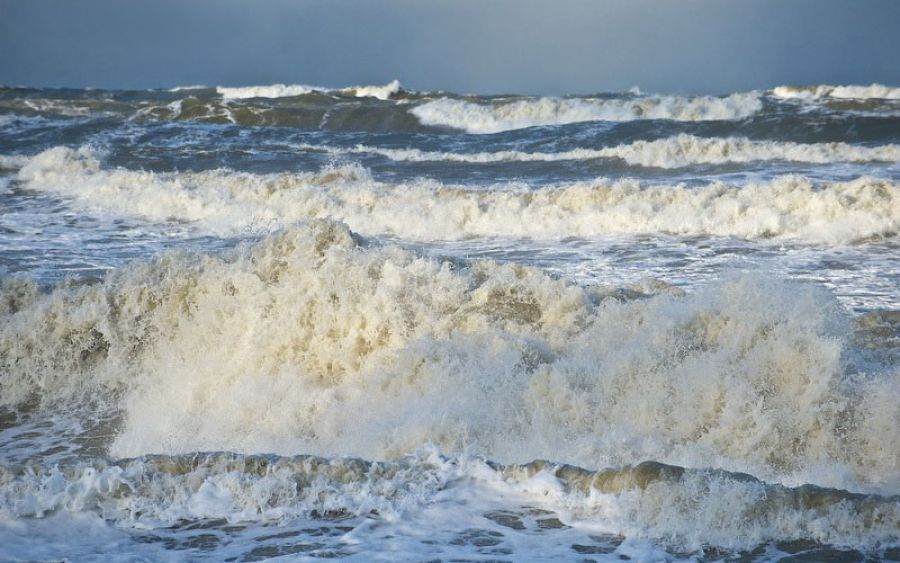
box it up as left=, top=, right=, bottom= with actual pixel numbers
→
left=1, top=221, right=897, bottom=495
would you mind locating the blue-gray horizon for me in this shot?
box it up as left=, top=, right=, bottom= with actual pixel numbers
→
left=1, top=0, right=899, bottom=95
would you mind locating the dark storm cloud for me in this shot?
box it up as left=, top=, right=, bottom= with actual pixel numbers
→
left=1, top=0, right=898, bottom=94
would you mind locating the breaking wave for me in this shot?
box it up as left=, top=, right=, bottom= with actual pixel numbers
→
left=4, top=84, right=900, bottom=135
left=773, top=83, right=900, bottom=101
left=11, top=146, right=900, bottom=243
left=0, top=154, right=30, bottom=170
left=1, top=221, right=897, bottom=498
left=299, top=134, right=900, bottom=168
left=410, top=92, right=763, bottom=133
left=216, top=80, right=401, bottom=101
left=1, top=451, right=897, bottom=550
left=217, top=84, right=315, bottom=100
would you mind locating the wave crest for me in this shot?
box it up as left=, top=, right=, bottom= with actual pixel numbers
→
left=305, top=134, right=900, bottom=167
left=216, top=80, right=401, bottom=101
left=410, top=92, right=763, bottom=133
left=1, top=451, right=897, bottom=550
left=773, top=84, right=900, bottom=101
left=12, top=147, right=900, bottom=244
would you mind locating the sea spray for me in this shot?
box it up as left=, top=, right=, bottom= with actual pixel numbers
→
left=2, top=221, right=896, bottom=495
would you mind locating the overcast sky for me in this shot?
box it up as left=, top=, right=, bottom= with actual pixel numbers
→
left=2, top=0, right=899, bottom=95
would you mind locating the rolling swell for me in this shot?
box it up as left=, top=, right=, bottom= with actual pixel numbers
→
left=2, top=84, right=900, bottom=136
left=1, top=221, right=897, bottom=495
left=296, top=134, right=900, bottom=167
left=0, top=85, right=427, bottom=132
left=216, top=80, right=401, bottom=101
left=11, top=146, right=900, bottom=243
left=773, top=83, right=900, bottom=100
left=409, top=92, right=764, bottom=133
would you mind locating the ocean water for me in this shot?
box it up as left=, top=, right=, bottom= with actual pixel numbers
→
left=0, top=81, right=898, bottom=562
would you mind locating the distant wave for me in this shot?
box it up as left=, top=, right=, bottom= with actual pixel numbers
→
left=217, top=84, right=316, bottom=99
left=346, top=80, right=402, bottom=100
left=10, top=146, right=899, bottom=243
left=217, top=80, right=401, bottom=101
left=773, top=83, right=900, bottom=101
left=296, top=134, right=900, bottom=168
left=167, top=85, right=208, bottom=92
left=6, top=84, right=900, bottom=133
left=410, top=92, right=763, bottom=133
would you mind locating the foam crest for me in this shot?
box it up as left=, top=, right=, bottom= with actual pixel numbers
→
left=0, top=154, right=29, bottom=171
left=309, top=134, right=900, bottom=167
left=410, top=92, right=763, bottom=133
left=15, top=147, right=900, bottom=244
left=1, top=222, right=897, bottom=493
left=167, top=85, right=208, bottom=92
left=0, top=450, right=454, bottom=526
left=217, top=84, right=317, bottom=99
left=343, top=79, right=401, bottom=100
left=216, top=80, right=401, bottom=101
left=0, top=452, right=896, bottom=550
left=506, top=460, right=900, bottom=550
left=773, top=84, right=900, bottom=100
left=599, top=135, right=900, bottom=167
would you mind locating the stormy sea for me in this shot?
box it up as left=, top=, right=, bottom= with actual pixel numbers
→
left=0, top=81, right=898, bottom=561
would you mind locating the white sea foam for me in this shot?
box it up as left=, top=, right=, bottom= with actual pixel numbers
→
left=342, top=79, right=401, bottom=100
left=216, top=80, right=401, bottom=101
left=773, top=83, right=900, bottom=100
left=1, top=221, right=897, bottom=496
left=21, top=99, right=93, bottom=117
left=13, top=147, right=900, bottom=244
left=167, top=85, right=207, bottom=92
left=0, top=154, right=29, bottom=170
left=298, top=134, right=900, bottom=167
left=217, top=84, right=317, bottom=100
left=410, top=92, right=763, bottom=133
left=0, top=451, right=896, bottom=552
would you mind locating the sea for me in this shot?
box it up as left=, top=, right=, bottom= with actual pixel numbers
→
left=0, top=80, right=898, bottom=562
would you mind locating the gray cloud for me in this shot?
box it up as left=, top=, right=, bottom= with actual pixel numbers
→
left=1, top=0, right=898, bottom=94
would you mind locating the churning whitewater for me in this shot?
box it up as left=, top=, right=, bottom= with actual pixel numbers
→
left=10, top=147, right=899, bottom=244
left=0, top=82, right=898, bottom=561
